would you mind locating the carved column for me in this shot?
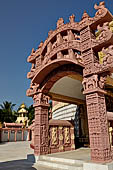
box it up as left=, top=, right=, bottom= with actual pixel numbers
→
left=81, top=25, right=112, bottom=162
left=33, top=92, right=49, bottom=156
left=86, top=92, right=111, bottom=162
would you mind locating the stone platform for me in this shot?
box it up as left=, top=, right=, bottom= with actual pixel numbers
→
left=35, top=148, right=113, bottom=170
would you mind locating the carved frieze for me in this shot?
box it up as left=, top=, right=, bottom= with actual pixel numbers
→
left=82, top=73, right=108, bottom=94
left=38, top=40, right=82, bottom=67
left=82, top=75, right=98, bottom=94
left=40, top=23, right=80, bottom=54
left=33, top=92, right=49, bottom=107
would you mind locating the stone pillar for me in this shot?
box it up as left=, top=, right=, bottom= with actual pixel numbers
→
left=15, top=130, right=17, bottom=142
left=33, top=93, right=49, bottom=156
left=8, top=130, right=10, bottom=142
left=86, top=92, right=111, bottom=162
left=82, top=74, right=112, bottom=162
left=22, top=130, right=24, bottom=141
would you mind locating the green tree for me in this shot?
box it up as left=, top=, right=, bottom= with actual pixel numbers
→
left=27, top=105, right=35, bottom=125
left=0, top=101, right=17, bottom=123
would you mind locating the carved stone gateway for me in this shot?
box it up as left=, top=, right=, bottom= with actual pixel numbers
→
left=27, top=2, right=113, bottom=162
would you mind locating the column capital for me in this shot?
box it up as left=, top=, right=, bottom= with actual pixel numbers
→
left=33, top=92, right=49, bottom=107
left=82, top=74, right=107, bottom=95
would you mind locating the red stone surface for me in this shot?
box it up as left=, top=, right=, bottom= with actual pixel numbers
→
left=27, top=1, right=113, bottom=162
left=49, top=120, right=75, bottom=154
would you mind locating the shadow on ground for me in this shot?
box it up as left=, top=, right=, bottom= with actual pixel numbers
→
left=0, top=142, right=7, bottom=145
left=0, top=159, right=36, bottom=170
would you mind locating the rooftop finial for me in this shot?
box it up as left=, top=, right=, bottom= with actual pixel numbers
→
left=31, top=48, right=35, bottom=55
left=69, top=14, right=75, bottom=23
left=57, top=18, right=64, bottom=28
left=94, top=1, right=105, bottom=10
left=81, top=10, right=90, bottom=20
left=38, top=41, right=43, bottom=49
left=48, top=30, right=53, bottom=37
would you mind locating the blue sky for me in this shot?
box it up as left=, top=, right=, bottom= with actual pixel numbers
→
left=0, top=0, right=112, bottom=110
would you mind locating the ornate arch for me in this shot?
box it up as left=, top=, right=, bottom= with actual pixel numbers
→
left=27, top=2, right=113, bottom=162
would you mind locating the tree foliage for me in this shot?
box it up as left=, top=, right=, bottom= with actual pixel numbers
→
left=27, top=105, right=35, bottom=125
left=0, top=101, right=35, bottom=126
left=0, top=101, right=17, bottom=123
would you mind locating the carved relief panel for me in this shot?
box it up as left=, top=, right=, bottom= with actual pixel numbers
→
left=50, top=127, right=58, bottom=146
left=64, top=127, right=70, bottom=144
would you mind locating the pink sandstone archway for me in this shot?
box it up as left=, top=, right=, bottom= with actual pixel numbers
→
left=27, top=2, right=113, bottom=162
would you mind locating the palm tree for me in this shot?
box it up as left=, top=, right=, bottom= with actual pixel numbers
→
left=0, top=101, right=17, bottom=123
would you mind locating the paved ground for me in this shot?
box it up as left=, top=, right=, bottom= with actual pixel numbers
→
left=0, top=141, right=91, bottom=170
left=0, top=141, right=36, bottom=170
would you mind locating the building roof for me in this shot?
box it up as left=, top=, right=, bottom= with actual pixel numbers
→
left=4, top=122, right=24, bottom=127
left=18, top=108, right=28, bottom=113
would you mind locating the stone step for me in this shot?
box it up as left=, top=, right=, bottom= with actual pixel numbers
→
left=40, top=155, right=84, bottom=166
left=35, top=160, right=83, bottom=170
left=33, top=164, right=59, bottom=170
left=35, top=155, right=83, bottom=170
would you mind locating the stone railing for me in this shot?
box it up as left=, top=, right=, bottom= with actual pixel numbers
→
left=48, top=119, right=75, bottom=154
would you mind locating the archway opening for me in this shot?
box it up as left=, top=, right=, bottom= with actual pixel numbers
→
left=38, top=63, right=89, bottom=152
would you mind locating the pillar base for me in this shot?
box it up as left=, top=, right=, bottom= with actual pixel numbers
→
left=34, top=155, right=40, bottom=162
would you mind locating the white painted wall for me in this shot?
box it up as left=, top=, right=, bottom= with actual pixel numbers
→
left=52, top=104, right=77, bottom=120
